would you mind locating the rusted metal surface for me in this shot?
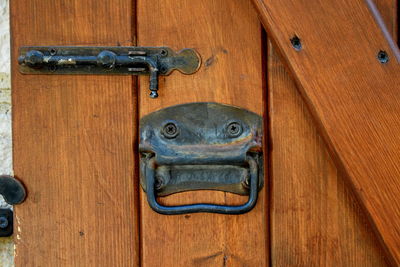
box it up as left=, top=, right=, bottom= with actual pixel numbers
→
left=139, top=102, right=264, bottom=214
left=18, top=46, right=201, bottom=98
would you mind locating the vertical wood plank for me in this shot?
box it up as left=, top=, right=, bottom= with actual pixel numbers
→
left=268, top=0, right=397, bottom=265
left=137, top=1, right=268, bottom=266
left=11, top=1, right=139, bottom=266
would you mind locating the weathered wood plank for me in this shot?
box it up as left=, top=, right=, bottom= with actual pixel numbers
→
left=137, top=0, right=268, bottom=266
left=11, top=1, right=139, bottom=266
left=253, top=0, right=400, bottom=264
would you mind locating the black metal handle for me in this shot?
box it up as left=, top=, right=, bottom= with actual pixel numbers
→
left=144, top=156, right=259, bottom=215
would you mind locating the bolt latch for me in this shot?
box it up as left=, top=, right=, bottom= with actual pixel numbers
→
left=18, top=46, right=201, bottom=98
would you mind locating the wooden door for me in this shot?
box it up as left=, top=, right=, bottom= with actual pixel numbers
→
left=10, top=0, right=397, bottom=266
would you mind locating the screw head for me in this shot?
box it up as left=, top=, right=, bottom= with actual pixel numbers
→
left=49, top=65, right=57, bottom=72
left=226, top=122, right=243, bottom=138
left=97, top=50, right=117, bottom=69
left=160, top=49, right=168, bottom=57
left=49, top=48, right=57, bottom=56
left=161, top=122, right=179, bottom=139
left=150, top=91, right=159, bottom=98
left=160, top=66, right=168, bottom=74
left=377, top=50, right=389, bottom=63
left=0, top=215, right=8, bottom=229
left=290, top=35, right=302, bottom=51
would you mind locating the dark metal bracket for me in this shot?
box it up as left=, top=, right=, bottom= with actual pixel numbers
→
left=18, top=46, right=201, bottom=98
left=0, top=209, right=13, bottom=237
left=0, top=175, right=26, bottom=205
left=0, top=175, right=25, bottom=237
left=139, top=102, right=264, bottom=215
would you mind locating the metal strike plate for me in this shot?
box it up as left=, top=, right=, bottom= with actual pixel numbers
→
left=139, top=102, right=264, bottom=215
left=18, top=46, right=201, bottom=98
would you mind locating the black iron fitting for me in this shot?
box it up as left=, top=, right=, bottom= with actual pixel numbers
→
left=0, top=209, right=13, bottom=237
left=139, top=102, right=264, bottom=215
left=18, top=46, right=201, bottom=98
left=0, top=176, right=26, bottom=237
left=0, top=175, right=26, bottom=205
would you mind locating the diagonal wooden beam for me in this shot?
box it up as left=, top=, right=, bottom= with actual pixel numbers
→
left=252, top=0, right=400, bottom=265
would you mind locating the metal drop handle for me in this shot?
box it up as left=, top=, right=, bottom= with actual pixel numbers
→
left=144, top=156, right=259, bottom=215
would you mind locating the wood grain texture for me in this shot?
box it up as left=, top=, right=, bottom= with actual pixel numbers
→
left=11, top=1, right=139, bottom=266
left=269, top=1, right=396, bottom=266
left=137, top=1, right=268, bottom=266
left=268, top=47, right=389, bottom=266
left=253, top=0, right=400, bottom=265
